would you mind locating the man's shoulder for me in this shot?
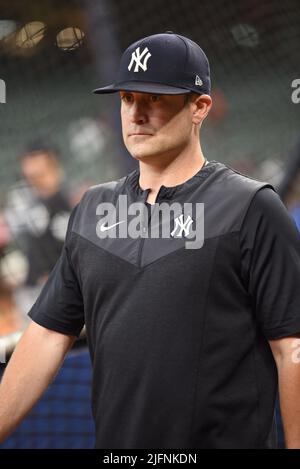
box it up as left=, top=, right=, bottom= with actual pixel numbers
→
left=210, top=160, right=273, bottom=194
left=69, top=171, right=136, bottom=229
left=204, top=161, right=276, bottom=218
left=200, top=161, right=276, bottom=233
left=85, top=174, right=129, bottom=199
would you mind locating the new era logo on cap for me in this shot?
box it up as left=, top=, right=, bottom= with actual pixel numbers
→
left=195, top=75, right=203, bottom=86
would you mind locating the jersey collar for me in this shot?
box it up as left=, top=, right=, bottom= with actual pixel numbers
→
left=126, top=160, right=216, bottom=201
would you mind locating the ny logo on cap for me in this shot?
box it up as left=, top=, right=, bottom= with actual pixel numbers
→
left=128, top=46, right=152, bottom=73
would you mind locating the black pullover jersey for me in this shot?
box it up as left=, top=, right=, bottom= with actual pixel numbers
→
left=29, top=160, right=300, bottom=449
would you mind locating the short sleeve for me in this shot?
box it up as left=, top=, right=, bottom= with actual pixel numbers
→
left=28, top=205, right=84, bottom=337
left=240, top=187, right=300, bottom=340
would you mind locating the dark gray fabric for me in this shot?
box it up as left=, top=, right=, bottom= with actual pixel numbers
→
left=28, top=160, right=300, bottom=448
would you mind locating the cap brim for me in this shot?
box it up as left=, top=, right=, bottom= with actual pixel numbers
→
left=93, top=81, right=192, bottom=95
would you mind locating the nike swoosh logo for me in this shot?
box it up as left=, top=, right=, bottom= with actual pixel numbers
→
left=100, top=221, right=125, bottom=232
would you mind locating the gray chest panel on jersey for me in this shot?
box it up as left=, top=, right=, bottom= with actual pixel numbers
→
left=72, top=164, right=272, bottom=268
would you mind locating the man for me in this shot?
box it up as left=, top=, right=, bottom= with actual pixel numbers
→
left=1, top=32, right=300, bottom=449
left=5, top=141, right=73, bottom=287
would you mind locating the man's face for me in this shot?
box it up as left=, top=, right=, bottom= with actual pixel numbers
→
left=21, top=152, right=61, bottom=197
left=120, top=91, right=196, bottom=162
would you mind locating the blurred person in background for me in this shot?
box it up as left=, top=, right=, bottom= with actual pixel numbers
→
left=3, top=141, right=76, bottom=318
left=0, top=214, right=23, bottom=335
left=0, top=275, right=23, bottom=336
left=5, top=141, right=73, bottom=289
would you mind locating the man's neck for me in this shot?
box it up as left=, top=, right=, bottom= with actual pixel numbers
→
left=138, top=148, right=206, bottom=204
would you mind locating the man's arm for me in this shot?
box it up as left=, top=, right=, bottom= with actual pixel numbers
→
left=0, top=321, right=76, bottom=443
left=269, top=334, right=300, bottom=449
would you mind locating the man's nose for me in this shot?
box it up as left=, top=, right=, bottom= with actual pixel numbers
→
left=129, top=101, right=148, bottom=124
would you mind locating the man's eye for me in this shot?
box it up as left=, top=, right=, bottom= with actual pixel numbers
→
left=150, top=95, right=161, bottom=102
left=121, top=95, right=133, bottom=103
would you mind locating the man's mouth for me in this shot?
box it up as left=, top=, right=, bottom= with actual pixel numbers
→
left=128, top=132, right=153, bottom=137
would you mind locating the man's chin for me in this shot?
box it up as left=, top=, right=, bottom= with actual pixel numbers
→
left=126, top=140, right=170, bottom=162
left=128, top=146, right=159, bottom=161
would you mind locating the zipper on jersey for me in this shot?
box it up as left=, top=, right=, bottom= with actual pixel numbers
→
left=137, top=189, right=151, bottom=269
left=136, top=187, right=167, bottom=268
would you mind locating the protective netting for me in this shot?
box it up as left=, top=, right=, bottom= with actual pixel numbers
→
left=0, top=0, right=298, bottom=449
left=0, top=347, right=95, bottom=449
left=0, top=0, right=299, bottom=189
left=113, top=0, right=300, bottom=172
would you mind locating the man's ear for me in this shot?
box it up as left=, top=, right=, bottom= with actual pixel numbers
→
left=191, top=94, right=212, bottom=124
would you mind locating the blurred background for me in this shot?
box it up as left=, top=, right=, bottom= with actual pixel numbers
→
left=0, top=0, right=299, bottom=448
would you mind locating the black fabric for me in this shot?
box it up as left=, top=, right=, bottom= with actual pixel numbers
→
left=240, top=188, right=300, bottom=340
left=28, top=205, right=84, bottom=336
left=28, top=161, right=300, bottom=449
left=24, top=188, right=72, bottom=286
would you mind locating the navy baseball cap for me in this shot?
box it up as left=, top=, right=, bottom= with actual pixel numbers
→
left=93, top=32, right=211, bottom=96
